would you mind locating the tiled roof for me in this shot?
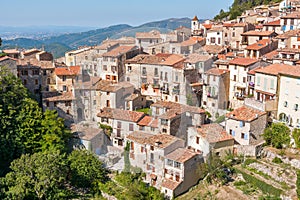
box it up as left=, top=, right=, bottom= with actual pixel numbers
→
left=254, top=63, right=296, bottom=76
left=137, top=116, right=159, bottom=128
left=214, top=59, right=229, bottom=65
left=161, top=179, right=182, bottom=190
left=278, top=48, right=300, bottom=53
left=102, top=45, right=137, bottom=57
left=197, top=123, right=233, bottom=143
left=45, top=91, right=75, bottom=102
left=246, top=39, right=272, bottom=50
left=192, top=16, right=199, bottom=21
left=136, top=30, right=161, bottom=39
left=97, top=107, right=145, bottom=122
left=202, top=45, right=225, bottom=54
left=264, top=20, right=280, bottom=26
left=165, top=148, right=199, bottom=163
left=281, top=12, right=300, bottom=19
left=55, top=66, right=80, bottom=76
left=74, top=76, right=101, bottom=90
left=229, top=57, right=258, bottom=66
left=97, top=80, right=133, bottom=92
left=202, top=24, right=212, bottom=29
left=241, top=30, right=276, bottom=36
left=205, top=68, right=229, bottom=76
left=276, top=30, right=300, bottom=39
left=0, top=56, right=17, bottom=62
left=95, top=41, right=119, bottom=50
left=263, top=50, right=278, bottom=60
left=248, top=66, right=263, bottom=75
left=23, top=49, right=41, bottom=56
left=3, top=49, right=19, bottom=54
left=71, top=123, right=102, bottom=141
left=226, top=106, right=266, bottom=122
left=126, top=54, right=185, bottom=67
left=185, top=53, right=211, bottom=64
left=279, top=66, right=300, bottom=78
left=127, top=131, right=183, bottom=148
left=180, top=37, right=204, bottom=47
left=18, top=58, right=54, bottom=69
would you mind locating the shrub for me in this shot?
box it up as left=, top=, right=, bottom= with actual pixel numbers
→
left=272, top=157, right=283, bottom=164
left=234, top=180, right=247, bottom=186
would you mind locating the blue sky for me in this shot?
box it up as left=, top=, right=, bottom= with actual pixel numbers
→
left=2, top=0, right=233, bottom=27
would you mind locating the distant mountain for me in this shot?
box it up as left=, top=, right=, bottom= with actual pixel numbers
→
left=1, top=18, right=194, bottom=58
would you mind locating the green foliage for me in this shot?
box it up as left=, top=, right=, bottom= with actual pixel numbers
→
left=205, top=111, right=212, bottom=118
left=272, top=157, right=283, bottom=164
left=3, top=151, right=69, bottom=200
left=214, top=115, right=225, bottom=124
left=263, top=123, right=290, bottom=149
left=124, top=141, right=131, bottom=173
left=99, top=172, right=164, bottom=200
left=99, top=123, right=113, bottom=137
left=292, top=128, right=300, bottom=148
left=297, top=170, right=300, bottom=199
left=234, top=180, right=247, bottom=186
left=136, top=108, right=150, bottom=115
left=235, top=168, right=282, bottom=196
left=243, top=158, right=257, bottom=166
left=68, top=149, right=108, bottom=190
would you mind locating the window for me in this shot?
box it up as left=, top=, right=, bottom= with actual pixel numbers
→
left=111, top=66, right=116, bottom=72
left=174, top=161, right=181, bottom=169
left=127, top=66, right=132, bottom=72
left=131, top=142, right=134, bottom=150
left=63, top=85, right=67, bottom=92
left=117, top=121, right=122, bottom=128
left=229, top=129, right=235, bottom=136
left=233, top=75, right=237, bottom=81
left=35, top=79, right=38, bottom=85
left=150, top=146, right=154, bottom=151
left=164, top=72, right=168, bottom=81
left=213, top=75, right=216, bottom=82
left=54, top=102, right=57, bottom=107
left=257, top=76, right=261, bottom=86
left=46, top=102, right=49, bottom=107
left=129, top=123, right=134, bottom=131
left=284, top=101, right=288, bottom=107
left=106, top=92, right=110, bottom=95
left=62, top=75, right=66, bottom=81
left=101, top=117, right=108, bottom=123
left=232, top=32, right=235, bottom=37
left=166, top=159, right=173, bottom=166
left=241, top=133, right=248, bottom=140
left=151, top=127, right=155, bottom=131
left=211, top=37, right=216, bottom=43
left=154, top=68, right=158, bottom=76
left=150, top=39, right=152, bottom=43
left=218, top=38, right=221, bottom=44
left=270, top=79, right=275, bottom=89
left=142, top=67, right=147, bottom=76
left=65, top=101, right=71, bottom=106
left=127, top=77, right=130, bottom=82
left=162, top=128, right=167, bottom=133
left=141, top=146, right=144, bottom=153
left=295, top=104, right=299, bottom=111
left=103, top=65, right=107, bottom=71
left=196, top=136, right=200, bottom=144
left=239, top=121, right=245, bottom=127
left=243, top=77, right=246, bottom=83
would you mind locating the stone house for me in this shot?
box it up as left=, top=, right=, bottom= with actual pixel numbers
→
left=99, top=45, right=140, bottom=82
left=244, top=39, right=278, bottom=59
left=280, top=12, right=300, bottom=32
left=0, top=56, right=18, bottom=76
left=180, top=37, right=205, bottom=54
left=97, top=108, right=145, bottom=147
left=65, top=47, right=91, bottom=66
left=206, top=26, right=224, bottom=46
left=252, top=63, right=296, bottom=118
left=136, top=30, right=163, bottom=53
left=241, top=30, right=277, bottom=48
left=162, top=148, right=204, bottom=199
left=54, top=66, right=80, bottom=93
left=223, top=23, right=255, bottom=50
left=3, top=49, right=20, bottom=59
left=150, top=101, right=206, bottom=141
left=227, top=57, right=260, bottom=108
left=276, top=29, right=300, bottom=49
left=124, top=93, right=147, bottom=111
left=126, top=132, right=185, bottom=188
left=187, top=123, right=234, bottom=158
left=225, top=106, right=267, bottom=156
left=263, top=19, right=281, bottom=33
left=202, top=68, right=230, bottom=119
left=277, top=67, right=300, bottom=127
left=71, top=122, right=111, bottom=155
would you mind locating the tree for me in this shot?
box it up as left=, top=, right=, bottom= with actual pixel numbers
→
left=40, top=110, right=71, bottom=152
left=263, top=123, right=291, bottom=149
left=292, top=128, right=300, bottom=148
left=297, top=170, right=300, bottom=199
left=3, top=151, right=69, bottom=200
left=68, top=149, right=108, bottom=190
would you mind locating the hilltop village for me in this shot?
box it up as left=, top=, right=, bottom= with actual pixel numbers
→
left=2, top=0, right=300, bottom=199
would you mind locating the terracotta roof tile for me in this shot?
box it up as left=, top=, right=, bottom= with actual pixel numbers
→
left=263, top=50, right=278, bottom=60
left=97, top=107, right=145, bottom=122
left=137, top=116, right=159, bottom=128
left=197, top=123, right=233, bottom=143
left=276, top=30, right=300, bottom=39
left=279, top=66, right=300, bottom=77
left=254, top=63, right=296, bottom=76
left=226, top=106, right=266, bottom=122
left=264, top=20, right=280, bottom=26
left=185, top=54, right=211, bottom=64
left=241, top=30, right=276, bottom=36
left=202, top=45, right=225, bottom=54
left=55, top=66, right=80, bottom=76
left=281, top=12, right=300, bottom=19
left=102, top=45, right=137, bottom=57
left=165, top=148, right=199, bottom=163
left=205, top=68, right=229, bottom=76
left=18, top=58, right=54, bottom=69
left=45, top=91, right=75, bottom=102
left=229, top=57, right=258, bottom=66
left=192, top=16, right=199, bottom=21
left=127, top=131, right=183, bottom=148
left=3, top=49, right=20, bottom=54
left=97, top=80, right=133, bottom=92
left=246, top=39, right=272, bottom=50
left=136, top=30, right=161, bottom=39
left=161, top=179, right=182, bottom=190
left=0, top=56, right=17, bottom=62
left=181, top=37, right=204, bottom=47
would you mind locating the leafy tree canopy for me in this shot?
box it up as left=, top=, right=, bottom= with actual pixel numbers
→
left=263, top=123, right=291, bottom=149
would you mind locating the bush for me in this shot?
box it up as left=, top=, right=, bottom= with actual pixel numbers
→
left=292, top=129, right=300, bottom=148
left=234, top=180, right=247, bottom=186
left=99, top=123, right=112, bottom=137
left=243, top=158, right=256, bottom=166
left=272, top=157, right=283, bottom=164
left=263, top=123, right=290, bottom=149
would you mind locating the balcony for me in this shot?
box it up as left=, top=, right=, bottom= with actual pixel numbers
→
left=244, top=97, right=278, bottom=111
left=172, top=88, right=180, bottom=95
left=235, top=92, right=245, bottom=100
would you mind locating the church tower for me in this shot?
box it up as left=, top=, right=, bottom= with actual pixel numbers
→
left=191, top=16, right=199, bottom=35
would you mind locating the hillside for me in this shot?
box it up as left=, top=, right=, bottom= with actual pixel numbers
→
left=214, top=0, right=282, bottom=21
left=2, top=18, right=192, bottom=58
